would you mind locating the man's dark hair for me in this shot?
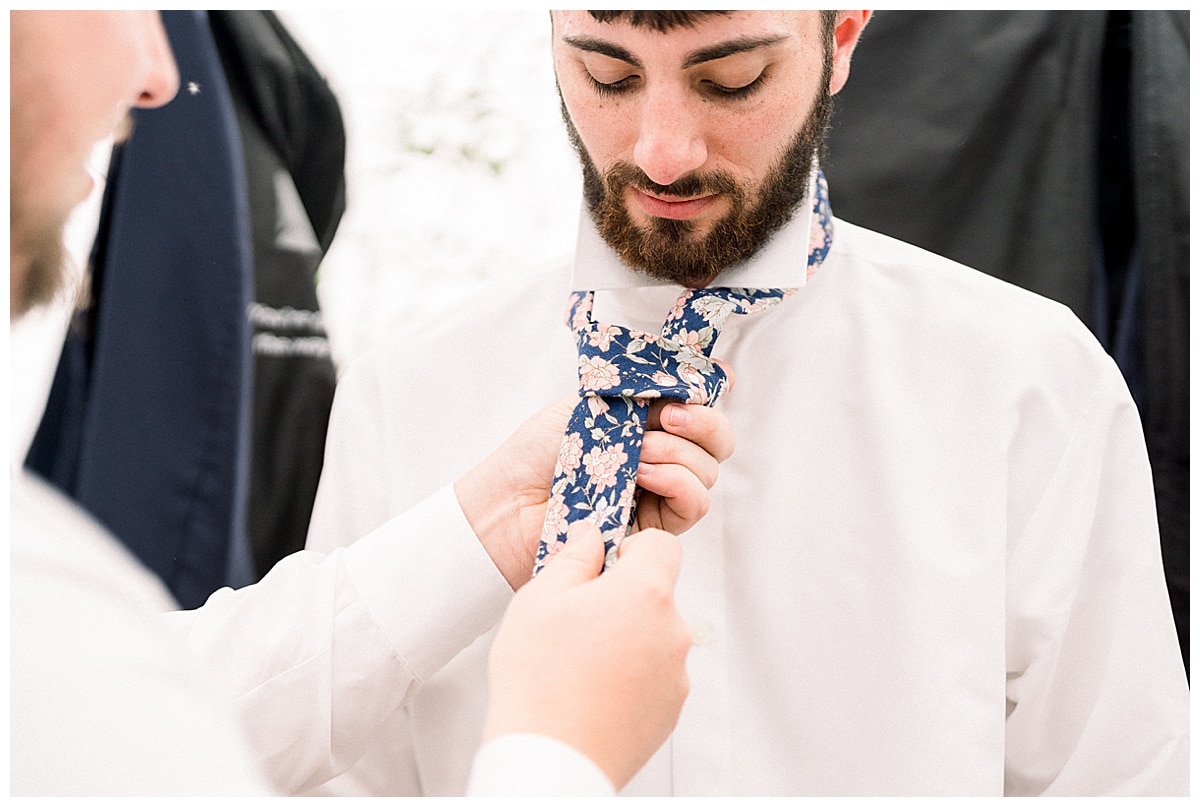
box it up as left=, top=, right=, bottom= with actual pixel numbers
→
left=588, top=10, right=838, bottom=38
left=587, top=11, right=730, bottom=32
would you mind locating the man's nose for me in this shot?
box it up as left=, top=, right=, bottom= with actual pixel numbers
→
left=633, top=87, right=708, bottom=188
left=134, top=11, right=180, bottom=109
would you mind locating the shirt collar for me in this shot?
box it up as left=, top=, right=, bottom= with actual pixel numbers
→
left=570, top=167, right=817, bottom=292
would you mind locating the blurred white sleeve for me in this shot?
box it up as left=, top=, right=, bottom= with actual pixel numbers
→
left=466, top=734, right=615, bottom=797
left=161, top=484, right=513, bottom=794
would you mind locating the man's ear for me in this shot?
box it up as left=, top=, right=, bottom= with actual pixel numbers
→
left=829, top=11, right=872, bottom=96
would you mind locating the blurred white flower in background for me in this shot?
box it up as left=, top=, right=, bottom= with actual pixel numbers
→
left=281, top=10, right=582, bottom=369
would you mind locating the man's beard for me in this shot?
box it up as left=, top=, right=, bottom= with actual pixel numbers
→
left=564, top=84, right=832, bottom=287
left=9, top=189, right=70, bottom=317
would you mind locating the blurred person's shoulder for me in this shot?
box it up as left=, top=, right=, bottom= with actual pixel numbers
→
left=10, top=470, right=271, bottom=795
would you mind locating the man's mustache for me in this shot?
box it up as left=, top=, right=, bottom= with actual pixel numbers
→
left=603, top=161, right=741, bottom=200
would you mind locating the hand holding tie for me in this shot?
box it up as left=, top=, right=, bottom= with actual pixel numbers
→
left=454, top=394, right=733, bottom=590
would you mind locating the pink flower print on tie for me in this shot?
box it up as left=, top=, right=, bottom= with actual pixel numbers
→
left=674, top=329, right=707, bottom=352
left=579, top=355, right=621, bottom=392
left=588, top=323, right=619, bottom=351
left=691, top=294, right=740, bottom=328
left=555, top=432, right=585, bottom=476
left=676, top=361, right=710, bottom=396
left=582, top=444, right=628, bottom=492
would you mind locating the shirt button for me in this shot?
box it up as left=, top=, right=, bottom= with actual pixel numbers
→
left=692, top=624, right=713, bottom=646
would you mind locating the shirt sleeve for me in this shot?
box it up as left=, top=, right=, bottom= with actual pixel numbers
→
left=11, top=475, right=275, bottom=796
left=160, top=483, right=514, bottom=794
left=465, top=734, right=616, bottom=797
left=1003, top=358, right=1189, bottom=795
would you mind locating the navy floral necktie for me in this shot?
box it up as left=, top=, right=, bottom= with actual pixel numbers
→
left=534, top=171, right=833, bottom=575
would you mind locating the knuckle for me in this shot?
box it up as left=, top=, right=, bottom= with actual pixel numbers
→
left=643, top=431, right=680, bottom=463
left=647, top=581, right=674, bottom=608
left=637, top=569, right=677, bottom=609
left=659, top=532, right=684, bottom=563
left=676, top=617, right=693, bottom=645
left=675, top=487, right=709, bottom=524
left=720, top=433, right=736, bottom=462
left=675, top=669, right=692, bottom=704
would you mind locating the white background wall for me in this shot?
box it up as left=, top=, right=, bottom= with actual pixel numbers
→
left=280, top=9, right=583, bottom=368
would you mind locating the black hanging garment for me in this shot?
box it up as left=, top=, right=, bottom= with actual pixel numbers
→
left=209, top=11, right=347, bottom=578
left=825, top=11, right=1189, bottom=672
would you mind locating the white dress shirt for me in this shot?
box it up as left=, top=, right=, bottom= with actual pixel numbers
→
left=11, top=467, right=610, bottom=795
left=11, top=470, right=271, bottom=796
left=305, top=199, right=1189, bottom=796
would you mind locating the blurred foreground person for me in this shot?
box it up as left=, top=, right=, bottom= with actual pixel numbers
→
left=11, top=10, right=732, bottom=795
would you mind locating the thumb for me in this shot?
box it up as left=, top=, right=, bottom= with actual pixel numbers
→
left=611, top=527, right=683, bottom=589
left=533, top=520, right=606, bottom=590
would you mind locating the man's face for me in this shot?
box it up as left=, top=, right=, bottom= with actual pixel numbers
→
left=552, top=11, right=862, bottom=287
left=9, top=11, right=178, bottom=317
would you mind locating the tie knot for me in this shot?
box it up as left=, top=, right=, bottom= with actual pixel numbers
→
left=662, top=286, right=794, bottom=342
left=576, top=321, right=728, bottom=405
left=567, top=286, right=794, bottom=406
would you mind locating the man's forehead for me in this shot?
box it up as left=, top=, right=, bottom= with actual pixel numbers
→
left=552, top=9, right=810, bottom=47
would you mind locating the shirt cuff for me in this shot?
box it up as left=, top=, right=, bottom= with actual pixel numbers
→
left=341, top=484, right=514, bottom=682
left=465, top=734, right=616, bottom=797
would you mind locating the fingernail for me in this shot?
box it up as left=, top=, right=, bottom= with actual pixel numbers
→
left=666, top=405, right=688, bottom=428
left=637, top=462, right=655, bottom=476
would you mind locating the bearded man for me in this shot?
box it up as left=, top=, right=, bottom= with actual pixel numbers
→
left=306, top=10, right=1188, bottom=796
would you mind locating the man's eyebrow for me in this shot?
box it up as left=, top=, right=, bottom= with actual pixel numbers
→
left=682, top=35, right=789, bottom=68
left=561, top=35, right=642, bottom=68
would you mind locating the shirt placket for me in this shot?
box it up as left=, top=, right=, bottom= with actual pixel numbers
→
left=670, top=319, right=746, bottom=796
left=672, top=504, right=731, bottom=794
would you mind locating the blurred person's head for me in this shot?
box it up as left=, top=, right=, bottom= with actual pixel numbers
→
left=10, top=10, right=179, bottom=318
left=552, top=10, right=870, bottom=287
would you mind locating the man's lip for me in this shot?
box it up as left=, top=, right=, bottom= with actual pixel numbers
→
left=632, top=188, right=718, bottom=221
